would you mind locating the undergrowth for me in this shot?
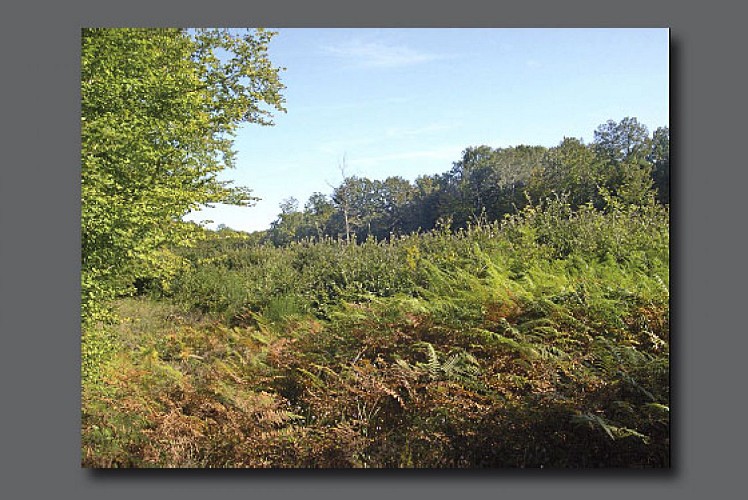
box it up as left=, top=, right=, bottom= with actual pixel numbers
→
left=82, top=197, right=669, bottom=468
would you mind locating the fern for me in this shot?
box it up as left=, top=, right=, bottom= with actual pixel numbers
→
left=410, top=342, right=482, bottom=383
left=470, top=328, right=539, bottom=360
left=415, top=341, right=442, bottom=380
left=572, top=413, right=651, bottom=444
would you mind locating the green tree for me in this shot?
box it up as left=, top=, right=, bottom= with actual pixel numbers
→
left=450, top=146, right=495, bottom=226
left=81, top=28, right=285, bottom=324
left=329, top=175, right=381, bottom=242
left=593, top=117, right=651, bottom=164
left=447, top=145, right=546, bottom=227
left=592, top=117, right=659, bottom=207
left=648, top=126, right=670, bottom=204
left=377, top=176, right=416, bottom=237
left=303, top=192, right=336, bottom=239
left=269, top=197, right=304, bottom=245
left=527, top=137, right=605, bottom=208
left=406, top=174, right=446, bottom=233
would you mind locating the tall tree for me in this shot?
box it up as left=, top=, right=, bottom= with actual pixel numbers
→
left=406, top=174, right=445, bottom=233
left=303, top=192, right=336, bottom=239
left=81, top=28, right=285, bottom=323
left=593, top=117, right=657, bottom=206
left=269, top=197, right=304, bottom=246
left=528, top=138, right=604, bottom=208
left=447, top=145, right=546, bottom=227
left=447, top=146, right=495, bottom=227
left=648, top=126, right=670, bottom=204
left=330, top=176, right=382, bottom=241
left=593, top=117, right=650, bottom=164
left=377, top=176, right=415, bottom=237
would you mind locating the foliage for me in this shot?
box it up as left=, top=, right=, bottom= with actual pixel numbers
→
left=649, top=126, right=670, bottom=204
left=80, top=28, right=669, bottom=467
left=527, top=138, right=605, bottom=208
left=83, top=188, right=669, bottom=467
left=81, top=28, right=285, bottom=326
left=265, top=118, right=668, bottom=247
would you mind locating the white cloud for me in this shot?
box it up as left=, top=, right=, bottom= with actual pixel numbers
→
left=323, top=40, right=446, bottom=69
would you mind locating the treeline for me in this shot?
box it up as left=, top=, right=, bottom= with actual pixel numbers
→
left=263, top=117, right=669, bottom=245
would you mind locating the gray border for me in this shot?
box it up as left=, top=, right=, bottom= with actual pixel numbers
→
left=1, top=0, right=744, bottom=498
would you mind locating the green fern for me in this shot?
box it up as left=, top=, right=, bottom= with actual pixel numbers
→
left=411, top=342, right=482, bottom=383
left=572, top=413, right=651, bottom=444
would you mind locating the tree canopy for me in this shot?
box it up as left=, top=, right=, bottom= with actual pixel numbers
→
left=81, top=28, right=285, bottom=323
left=265, top=117, right=669, bottom=246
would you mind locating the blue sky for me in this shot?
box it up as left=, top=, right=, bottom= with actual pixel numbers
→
left=184, top=28, right=669, bottom=233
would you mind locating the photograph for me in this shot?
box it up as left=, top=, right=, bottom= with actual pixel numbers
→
left=80, top=27, right=670, bottom=468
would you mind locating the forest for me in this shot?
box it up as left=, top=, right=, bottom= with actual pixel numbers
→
left=81, top=28, right=669, bottom=468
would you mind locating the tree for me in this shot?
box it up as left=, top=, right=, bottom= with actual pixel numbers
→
left=447, top=145, right=546, bottom=227
left=269, top=197, right=303, bottom=246
left=303, top=192, right=336, bottom=239
left=402, top=174, right=445, bottom=233
left=648, top=126, right=670, bottom=204
left=330, top=176, right=381, bottom=242
left=528, top=138, right=605, bottom=208
left=593, top=117, right=650, bottom=164
left=592, top=117, right=660, bottom=207
left=377, top=176, right=415, bottom=237
left=447, top=146, right=495, bottom=227
left=81, top=28, right=285, bottom=324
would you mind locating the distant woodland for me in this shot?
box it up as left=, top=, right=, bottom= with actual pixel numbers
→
left=260, top=117, right=668, bottom=246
